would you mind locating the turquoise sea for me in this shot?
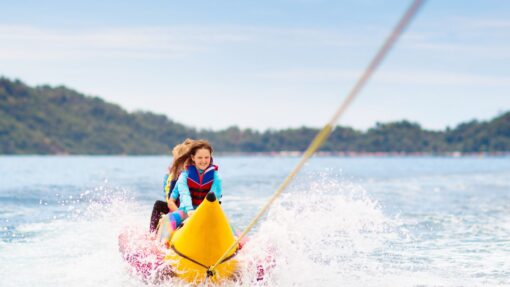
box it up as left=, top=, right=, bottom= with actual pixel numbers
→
left=1, top=156, right=509, bottom=286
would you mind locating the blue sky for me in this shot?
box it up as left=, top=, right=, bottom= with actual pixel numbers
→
left=1, top=0, right=509, bottom=131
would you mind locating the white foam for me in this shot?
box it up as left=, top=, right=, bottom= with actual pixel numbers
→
left=232, top=174, right=508, bottom=286
left=1, top=174, right=508, bottom=286
left=0, top=186, right=144, bottom=287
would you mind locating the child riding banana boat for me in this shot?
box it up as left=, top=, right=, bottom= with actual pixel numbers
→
left=119, top=139, right=269, bottom=284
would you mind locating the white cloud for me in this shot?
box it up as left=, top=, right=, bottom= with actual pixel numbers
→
left=254, top=68, right=359, bottom=82
left=375, top=70, right=510, bottom=86
left=467, top=19, right=510, bottom=29
left=0, top=25, right=251, bottom=61
left=253, top=68, right=510, bottom=87
left=402, top=40, right=510, bottom=60
left=397, top=15, right=510, bottom=59
left=0, top=24, right=376, bottom=61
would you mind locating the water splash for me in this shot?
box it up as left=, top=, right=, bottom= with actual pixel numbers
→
left=233, top=175, right=405, bottom=286
left=232, top=173, right=506, bottom=286
left=0, top=183, right=143, bottom=287
left=2, top=171, right=508, bottom=286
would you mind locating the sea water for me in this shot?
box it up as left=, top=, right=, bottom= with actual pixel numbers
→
left=0, top=156, right=509, bottom=286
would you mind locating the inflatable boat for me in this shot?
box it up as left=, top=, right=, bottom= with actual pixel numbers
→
left=159, top=191, right=239, bottom=283
left=118, top=192, right=264, bottom=284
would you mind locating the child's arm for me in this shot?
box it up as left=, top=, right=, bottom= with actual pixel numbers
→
left=210, top=171, right=223, bottom=201
left=176, top=171, right=194, bottom=214
left=167, top=199, right=179, bottom=212
left=167, top=183, right=180, bottom=211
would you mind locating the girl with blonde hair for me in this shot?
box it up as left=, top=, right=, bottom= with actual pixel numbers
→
left=149, top=138, right=194, bottom=232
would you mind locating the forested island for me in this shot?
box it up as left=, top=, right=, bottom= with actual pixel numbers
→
left=1, top=77, right=509, bottom=155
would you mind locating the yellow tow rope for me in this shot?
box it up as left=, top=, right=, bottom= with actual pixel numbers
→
left=207, top=0, right=426, bottom=277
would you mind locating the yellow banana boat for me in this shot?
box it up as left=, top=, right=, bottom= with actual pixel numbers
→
left=119, top=192, right=268, bottom=284
left=159, top=192, right=240, bottom=283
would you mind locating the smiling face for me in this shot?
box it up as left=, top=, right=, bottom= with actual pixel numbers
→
left=191, top=148, right=211, bottom=171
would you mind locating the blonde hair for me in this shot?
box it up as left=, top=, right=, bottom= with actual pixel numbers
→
left=168, top=138, right=194, bottom=178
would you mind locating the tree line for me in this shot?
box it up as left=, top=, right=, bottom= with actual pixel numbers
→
left=1, top=77, right=509, bottom=155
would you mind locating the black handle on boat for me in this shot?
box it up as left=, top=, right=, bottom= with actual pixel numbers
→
left=206, top=192, right=216, bottom=202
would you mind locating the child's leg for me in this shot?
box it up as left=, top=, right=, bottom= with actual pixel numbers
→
left=149, top=200, right=170, bottom=232
left=158, top=209, right=188, bottom=244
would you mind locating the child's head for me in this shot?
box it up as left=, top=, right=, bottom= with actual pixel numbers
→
left=173, top=140, right=214, bottom=173
left=188, top=140, right=213, bottom=170
left=169, top=138, right=194, bottom=177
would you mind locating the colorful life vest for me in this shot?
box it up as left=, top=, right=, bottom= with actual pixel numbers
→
left=186, top=164, right=218, bottom=207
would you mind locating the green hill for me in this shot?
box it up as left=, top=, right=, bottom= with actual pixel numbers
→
left=0, top=78, right=194, bottom=154
left=1, top=77, right=509, bottom=154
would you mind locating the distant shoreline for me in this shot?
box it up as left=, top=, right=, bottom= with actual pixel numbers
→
left=216, top=151, right=510, bottom=157
left=3, top=152, right=509, bottom=157
left=2, top=77, right=510, bottom=155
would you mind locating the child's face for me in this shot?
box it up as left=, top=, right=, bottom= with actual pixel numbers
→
left=191, top=148, right=211, bottom=170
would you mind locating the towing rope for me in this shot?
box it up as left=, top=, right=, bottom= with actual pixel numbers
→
left=207, top=0, right=426, bottom=277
